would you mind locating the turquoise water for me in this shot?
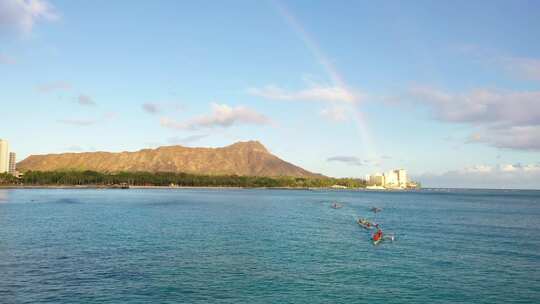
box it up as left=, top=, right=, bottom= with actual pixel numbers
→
left=1, top=188, right=539, bottom=303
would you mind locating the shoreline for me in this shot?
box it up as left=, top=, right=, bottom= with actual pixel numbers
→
left=0, top=185, right=367, bottom=190
left=1, top=185, right=536, bottom=191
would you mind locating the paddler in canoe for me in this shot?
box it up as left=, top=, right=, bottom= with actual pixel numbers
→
left=370, top=207, right=382, bottom=213
left=331, top=202, right=343, bottom=209
left=357, top=218, right=374, bottom=230
left=372, top=228, right=383, bottom=245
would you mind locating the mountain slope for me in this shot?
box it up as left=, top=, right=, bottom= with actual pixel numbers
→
left=17, top=141, right=322, bottom=178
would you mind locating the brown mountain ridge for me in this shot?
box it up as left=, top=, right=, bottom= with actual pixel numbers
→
left=17, top=141, right=322, bottom=178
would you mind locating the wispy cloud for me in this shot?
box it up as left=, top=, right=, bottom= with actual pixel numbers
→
left=418, top=163, right=540, bottom=189
left=248, top=84, right=358, bottom=103
left=142, top=103, right=160, bottom=114
left=320, top=106, right=347, bottom=122
left=500, top=56, right=540, bottom=82
left=168, top=134, right=208, bottom=145
left=0, top=0, right=58, bottom=35
left=467, top=126, right=540, bottom=151
left=36, top=81, right=72, bottom=92
left=457, top=45, right=540, bottom=82
left=0, top=53, right=16, bottom=64
left=327, top=156, right=365, bottom=166
left=77, top=94, right=96, bottom=106
left=66, top=145, right=84, bottom=152
left=57, top=118, right=98, bottom=126
left=409, top=86, right=540, bottom=125
left=248, top=83, right=360, bottom=123
left=103, top=112, right=118, bottom=120
left=142, top=101, right=183, bottom=115
left=57, top=112, right=115, bottom=127
left=408, top=86, right=540, bottom=151
left=160, top=103, right=270, bottom=131
left=38, top=85, right=96, bottom=107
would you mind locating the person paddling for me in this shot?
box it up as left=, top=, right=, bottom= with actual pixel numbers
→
left=372, top=228, right=383, bottom=243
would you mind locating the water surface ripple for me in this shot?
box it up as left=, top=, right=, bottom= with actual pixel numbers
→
left=1, top=189, right=539, bottom=303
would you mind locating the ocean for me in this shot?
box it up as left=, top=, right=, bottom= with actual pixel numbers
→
left=1, top=188, right=539, bottom=303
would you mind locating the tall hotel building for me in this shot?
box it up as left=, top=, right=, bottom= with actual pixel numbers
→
left=0, top=139, right=8, bottom=173
left=9, top=152, right=16, bottom=174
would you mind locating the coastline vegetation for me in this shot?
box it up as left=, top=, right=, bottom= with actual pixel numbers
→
left=0, top=171, right=366, bottom=188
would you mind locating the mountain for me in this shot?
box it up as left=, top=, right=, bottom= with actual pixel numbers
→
left=17, top=141, right=322, bottom=178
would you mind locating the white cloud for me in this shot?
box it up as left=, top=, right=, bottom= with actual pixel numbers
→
left=500, top=164, right=517, bottom=172
left=320, top=106, right=347, bottom=122
left=463, top=165, right=493, bottom=173
left=160, top=103, right=270, bottom=131
left=418, top=164, right=540, bottom=189
left=0, top=53, right=16, bottom=64
left=409, top=87, right=540, bottom=126
left=467, top=126, right=540, bottom=151
left=248, top=84, right=358, bottom=103
left=77, top=94, right=96, bottom=106
left=409, top=86, right=540, bottom=151
left=501, top=57, right=540, bottom=82
left=36, top=81, right=71, bottom=92
left=248, top=82, right=361, bottom=123
left=0, top=0, right=57, bottom=35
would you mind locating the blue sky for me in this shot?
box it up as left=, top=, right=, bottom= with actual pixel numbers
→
left=1, top=0, right=539, bottom=188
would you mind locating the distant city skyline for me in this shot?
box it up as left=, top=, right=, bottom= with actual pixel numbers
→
left=0, top=0, right=539, bottom=188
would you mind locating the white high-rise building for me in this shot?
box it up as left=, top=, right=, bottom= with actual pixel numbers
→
left=397, top=169, right=408, bottom=187
left=369, top=172, right=385, bottom=186
left=384, top=170, right=399, bottom=187
left=366, top=168, right=411, bottom=189
left=0, top=139, right=8, bottom=173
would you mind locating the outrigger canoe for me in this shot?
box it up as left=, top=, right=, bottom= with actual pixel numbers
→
left=331, top=202, right=343, bottom=209
left=370, top=207, right=382, bottom=213
left=357, top=218, right=374, bottom=230
left=372, top=229, right=383, bottom=245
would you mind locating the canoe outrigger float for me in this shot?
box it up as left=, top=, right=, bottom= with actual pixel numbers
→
left=357, top=218, right=374, bottom=230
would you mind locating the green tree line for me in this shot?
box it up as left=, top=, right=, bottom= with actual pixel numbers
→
left=1, top=171, right=366, bottom=188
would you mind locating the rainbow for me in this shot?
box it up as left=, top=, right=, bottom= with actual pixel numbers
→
left=271, top=1, right=379, bottom=167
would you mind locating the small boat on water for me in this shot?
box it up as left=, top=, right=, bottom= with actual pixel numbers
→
left=357, top=218, right=374, bottom=230
left=108, top=182, right=130, bottom=189
left=370, top=207, right=382, bottom=213
left=372, top=229, right=383, bottom=245
left=331, top=202, right=343, bottom=209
